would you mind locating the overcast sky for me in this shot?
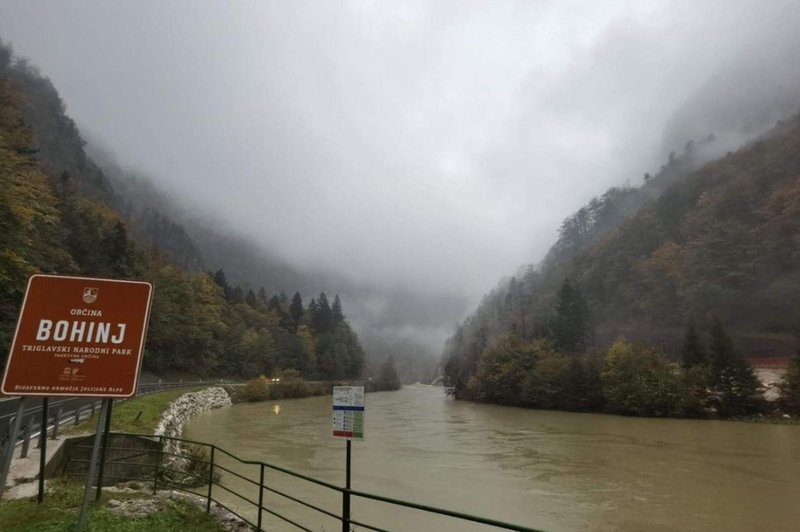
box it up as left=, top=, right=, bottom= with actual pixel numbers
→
left=1, top=0, right=799, bottom=302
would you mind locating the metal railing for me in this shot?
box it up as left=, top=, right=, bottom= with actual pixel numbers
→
left=66, top=432, right=544, bottom=532
left=0, top=381, right=242, bottom=456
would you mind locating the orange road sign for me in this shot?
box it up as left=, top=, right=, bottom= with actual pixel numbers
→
left=1, top=275, right=154, bottom=398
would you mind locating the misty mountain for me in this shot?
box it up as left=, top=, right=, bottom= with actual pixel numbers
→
left=0, top=37, right=458, bottom=381
left=661, top=40, right=800, bottom=162
left=0, top=39, right=368, bottom=380
left=87, top=136, right=467, bottom=376
left=445, top=106, right=800, bottom=389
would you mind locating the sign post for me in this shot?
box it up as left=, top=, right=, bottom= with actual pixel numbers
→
left=0, top=274, right=153, bottom=525
left=332, top=386, right=364, bottom=532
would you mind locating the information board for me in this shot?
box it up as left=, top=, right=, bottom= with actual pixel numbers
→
left=1, top=274, right=153, bottom=398
left=332, top=386, right=364, bottom=440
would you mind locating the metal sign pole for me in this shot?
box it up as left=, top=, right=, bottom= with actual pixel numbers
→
left=77, top=399, right=109, bottom=530
left=342, top=439, right=351, bottom=532
left=95, top=398, right=114, bottom=500
left=38, top=397, right=49, bottom=503
left=0, top=396, right=27, bottom=499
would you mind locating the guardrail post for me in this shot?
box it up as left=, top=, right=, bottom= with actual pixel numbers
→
left=20, top=416, right=34, bottom=459
left=257, top=463, right=265, bottom=530
left=51, top=408, right=62, bottom=440
left=74, top=405, right=81, bottom=425
left=206, top=446, right=215, bottom=513
left=90, top=401, right=96, bottom=417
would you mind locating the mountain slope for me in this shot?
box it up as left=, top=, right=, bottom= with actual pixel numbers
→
left=444, top=110, right=800, bottom=391
left=0, top=39, right=365, bottom=380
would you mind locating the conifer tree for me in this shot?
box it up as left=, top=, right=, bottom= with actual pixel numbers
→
left=332, top=294, right=345, bottom=325
left=780, top=335, right=800, bottom=414
left=681, top=323, right=706, bottom=368
left=245, top=289, right=257, bottom=307
left=554, top=279, right=591, bottom=353
left=212, top=269, right=230, bottom=299
left=708, top=319, right=762, bottom=416
left=315, top=292, right=333, bottom=333
left=268, top=295, right=282, bottom=314
left=289, top=292, right=304, bottom=332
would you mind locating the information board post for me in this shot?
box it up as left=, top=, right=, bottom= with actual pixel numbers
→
left=343, top=439, right=351, bottom=532
left=332, top=386, right=364, bottom=532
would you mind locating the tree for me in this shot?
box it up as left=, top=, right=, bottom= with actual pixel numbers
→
left=313, top=292, right=333, bottom=333
left=681, top=323, right=706, bottom=368
left=371, top=356, right=401, bottom=391
left=707, top=319, right=763, bottom=417
left=780, top=346, right=800, bottom=414
left=332, top=294, right=345, bottom=325
left=554, top=279, right=591, bottom=353
left=268, top=295, right=282, bottom=314
left=212, top=269, right=230, bottom=299
left=601, top=338, right=683, bottom=417
left=468, top=335, right=540, bottom=403
left=289, top=292, right=304, bottom=332
left=245, top=289, right=257, bottom=307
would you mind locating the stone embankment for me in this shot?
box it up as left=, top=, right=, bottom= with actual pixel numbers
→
left=154, top=386, right=231, bottom=454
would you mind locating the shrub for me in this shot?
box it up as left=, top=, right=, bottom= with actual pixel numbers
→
left=242, top=376, right=270, bottom=402
left=601, top=338, right=683, bottom=417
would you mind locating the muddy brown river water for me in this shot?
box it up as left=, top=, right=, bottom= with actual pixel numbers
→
left=184, top=384, right=800, bottom=531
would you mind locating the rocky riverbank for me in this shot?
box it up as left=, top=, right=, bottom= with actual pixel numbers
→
left=154, top=387, right=231, bottom=450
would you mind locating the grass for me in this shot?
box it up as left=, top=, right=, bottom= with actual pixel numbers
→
left=65, top=387, right=205, bottom=436
left=0, top=479, right=225, bottom=531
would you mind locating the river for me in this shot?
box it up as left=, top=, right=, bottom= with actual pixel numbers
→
left=184, top=385, right=800, bottom=531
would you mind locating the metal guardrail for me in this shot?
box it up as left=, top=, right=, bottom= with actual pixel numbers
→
left=66, top=432, right=545, bottom=532
left=0, top=381, right=242, bottom=456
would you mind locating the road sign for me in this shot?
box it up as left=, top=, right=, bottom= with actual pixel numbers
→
left=1, top=274, right=153, bottom=398
left=332, top=386, right=364, bottom=440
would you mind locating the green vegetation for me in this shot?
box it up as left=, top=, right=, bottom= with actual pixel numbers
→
left=445, top=103, right=800, bottom=418
left=780, top=343, right=800, bottom=414
left=65, top=388, right=204, bottom=435
left=0, top=479, right=224, bottom=531
left=0, top=40, right=364, bottom=381
left=366, top=356, right=402, bottom=392
left=239, top=370, right=331, bottom=402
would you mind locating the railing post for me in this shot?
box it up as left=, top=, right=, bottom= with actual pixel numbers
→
left=51, top=408, right=62, bottom=440
left=206, top=446, right=215, bottom=513
left=90, top=401, right=96, bottom=417
left=20, top=416, right=34, bottom=459
left=257, top=463, right=265, bottom=531
left=74, top=405, right=81, bottom=425
left=153, top=435, right=163, bottom=495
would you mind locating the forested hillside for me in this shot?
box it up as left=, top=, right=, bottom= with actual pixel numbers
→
left=444, top=109, right=800, bottom=417
left=0, top=40, right=364, bottom=380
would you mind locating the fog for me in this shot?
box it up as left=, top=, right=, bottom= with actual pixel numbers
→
left=2, top=1, right=800, bottom=350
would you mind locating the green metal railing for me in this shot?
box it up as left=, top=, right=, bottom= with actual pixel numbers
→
left=65, top=432, right=544, bottom=532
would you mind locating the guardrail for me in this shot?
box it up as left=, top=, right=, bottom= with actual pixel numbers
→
left=0, top=381, right=242, bottom=457
left=66, top=432, right=544, bottom=532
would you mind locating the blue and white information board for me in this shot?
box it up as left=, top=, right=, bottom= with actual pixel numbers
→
left=332, top=386, right=364, bottom=440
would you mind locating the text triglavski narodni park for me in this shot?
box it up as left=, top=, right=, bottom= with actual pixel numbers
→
left=1, top=274, right=153, bottom=398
